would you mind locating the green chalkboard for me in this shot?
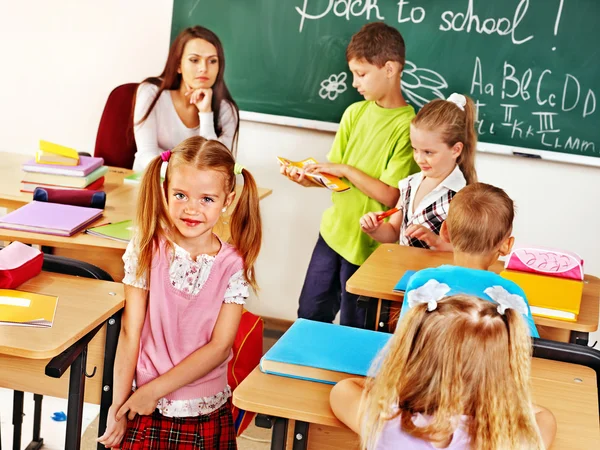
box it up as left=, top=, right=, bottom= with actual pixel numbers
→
left=172, top=0, right=599, bottom=161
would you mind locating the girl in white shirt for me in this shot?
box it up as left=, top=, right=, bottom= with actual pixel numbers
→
left=360, top=93, right=477, bottom=249
left=133, top=26, right=240, bottom=171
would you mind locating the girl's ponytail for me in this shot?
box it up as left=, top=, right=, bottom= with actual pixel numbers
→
left=135, top=155, right=171, bottom=281
left=230, top=168, right=262, bottom=290
left=458, top=96, right=478, bottom=185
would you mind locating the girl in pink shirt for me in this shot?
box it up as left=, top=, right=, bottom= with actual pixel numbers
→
left=330, top=295, right=557, bottom=450
left=98, top=136, right=262, bottom=449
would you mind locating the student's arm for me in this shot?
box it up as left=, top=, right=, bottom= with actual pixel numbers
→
left=132, top=83, right=162, bottom=172
left=533, top=404, right=557, bottom=449
left=304, top=163, right=399, bottom=208
left=199, top=100, right=238, bottom=155
left=97, top=284, right=148, bottom=448
left=330, top=377, right=366, bottom=434
left=404, top=224, right=453, bottom=251
left=360, top=202, right=404, bottom=243
left=116, top=302, right=243, bottom=421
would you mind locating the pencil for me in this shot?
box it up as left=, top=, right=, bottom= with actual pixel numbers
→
left=376, top=207, right=400, bottom=221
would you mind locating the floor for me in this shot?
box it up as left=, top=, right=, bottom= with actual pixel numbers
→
left=0, top=330, right=281, bottom=449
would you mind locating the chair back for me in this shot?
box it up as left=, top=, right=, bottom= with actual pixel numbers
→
left=94, top=83, right=138, bottom=169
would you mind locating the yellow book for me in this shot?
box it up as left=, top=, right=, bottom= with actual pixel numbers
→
left=277, top=156, right=351, bottom=192
left=500, top=271, right=583, bottom=321
left=0, top=289, right=58, bottom=328
left=38, top=140, right=80, bottom=161
left=36, top=149, right=79, bottom=166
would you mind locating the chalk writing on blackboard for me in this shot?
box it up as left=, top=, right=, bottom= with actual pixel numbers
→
left=319, top=72, right=348, bottom=101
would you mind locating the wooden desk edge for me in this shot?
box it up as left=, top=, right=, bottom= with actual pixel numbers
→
left=0, top=300, right=124, bottom=360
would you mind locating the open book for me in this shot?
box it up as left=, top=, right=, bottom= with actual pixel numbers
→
left=0, top=289, right=58, bottom=328
left=277, top=157, right=351, bottom=192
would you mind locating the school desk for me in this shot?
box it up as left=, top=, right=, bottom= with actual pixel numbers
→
left=234, top=354, right=600, bottom=450
left=0, top=270, right=124, bottom=450
left=346, top=244, right=600, bottom=345
left=0, top=152, right=273, bottom=281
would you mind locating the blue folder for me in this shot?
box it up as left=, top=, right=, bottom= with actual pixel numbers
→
left=393, top=270, right=417, bottom=292
left=260, top=319, right=392, bottom=384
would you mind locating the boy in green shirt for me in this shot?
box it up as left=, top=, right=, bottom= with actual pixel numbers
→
left=281, top=22, right=419, bottom=328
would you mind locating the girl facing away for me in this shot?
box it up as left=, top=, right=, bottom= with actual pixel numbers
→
left=330, top=295, right=556, bottom=450
left=133, top=26, right=240, bottom=171
left=360, top=93, right=477, bottom=249
left=98, top=136, right=261, bottom=449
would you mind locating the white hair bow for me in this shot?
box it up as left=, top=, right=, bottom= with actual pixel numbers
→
left=407, top=279, right=451, bottom=312
left=446, top=93, right=466, bottom=111
left=484, top=286, right=529, bottom=316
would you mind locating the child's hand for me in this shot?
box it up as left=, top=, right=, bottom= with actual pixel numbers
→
left=404, top=224, right=443, bottom=249
left=97, top=405, right=127, bottom=448
left=279, top=163, right=321, bottom=187
left=116, top=385, right=159, bottom=421
left=304, top=163, right=348, bottom=178
left=360, top=212, right=383, bottom=233
left=185, top=84, right=213, bottom=113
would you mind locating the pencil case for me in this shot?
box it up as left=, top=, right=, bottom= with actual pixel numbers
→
left=0, top=241, right=44, bottom=289
left=505, top=246, right=584, bottom=281
left=33, top=187, right=106, bottom=209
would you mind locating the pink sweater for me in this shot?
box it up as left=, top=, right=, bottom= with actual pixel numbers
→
left=135, top=238, right=244, bottom=400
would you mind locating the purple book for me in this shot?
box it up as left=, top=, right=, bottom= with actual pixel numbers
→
left=0, top=201, right=103, bottom=236
left=22, top=156, right=105, bottom=177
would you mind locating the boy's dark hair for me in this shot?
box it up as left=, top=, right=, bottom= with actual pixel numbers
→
left=346, top=22, right=406, bottom=68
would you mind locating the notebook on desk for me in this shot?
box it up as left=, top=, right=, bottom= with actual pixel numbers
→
left=0, top=289, right=58, bottom=328
left=0, top=201, right=103, bottom=237
left=393, top=270, right=417, bottom=293
left=86, top=220, right=133, bottom=242
left=260, top=319, right=391, bottom=384
left=23, top=156, right=104, bottom=177
left=500, top=270, right=584, bottom=321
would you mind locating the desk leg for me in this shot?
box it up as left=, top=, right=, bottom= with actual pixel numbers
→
left=97, top=311, right=121, bottom=450
left=12, top=391, right=23, bottom=450
left=358, top=296, right=378, bottom=330
left=570, top=331, right=589, bottom=346
left=270, top=418, right=288, bottom=450
left=291, top=421, right=309, bottom=450
left=64, top=347, right=88, bottom=450
left=23, top=394, right=44, bottom=450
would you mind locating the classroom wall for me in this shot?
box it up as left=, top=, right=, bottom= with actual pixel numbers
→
left=1, top=1, right=599, bottom=344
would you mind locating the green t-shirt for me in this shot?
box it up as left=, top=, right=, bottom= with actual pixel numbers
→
left=320, top=101, right=418, bottom=265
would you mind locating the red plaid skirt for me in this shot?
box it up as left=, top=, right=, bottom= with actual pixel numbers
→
left=120, top=402, right=237, bottom=449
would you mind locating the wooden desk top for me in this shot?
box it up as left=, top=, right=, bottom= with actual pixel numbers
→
left=0, top=152, right=272, bottom=249
left=234, top=360, right=600, bottom=450
left=0, top=271, right=124, bottom=359
left=346, top=244, right=600, bottom=333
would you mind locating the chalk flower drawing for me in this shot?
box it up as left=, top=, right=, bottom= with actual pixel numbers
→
left=401, top=60, right=448, bottom=107
left=319, top=72, right=347, bottom=101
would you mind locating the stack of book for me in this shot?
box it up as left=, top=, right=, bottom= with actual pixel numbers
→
left=21, top=141, right=108, bottom=193
left=501, top=247, right=585, bottom=321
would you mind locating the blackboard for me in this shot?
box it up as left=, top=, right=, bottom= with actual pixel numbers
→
left=172, top=1, right=599, bottom=164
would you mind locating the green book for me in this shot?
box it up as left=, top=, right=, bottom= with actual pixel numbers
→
left=124, top=172, right=163, bottom=185
left=86, top=220, right=133, bottom=242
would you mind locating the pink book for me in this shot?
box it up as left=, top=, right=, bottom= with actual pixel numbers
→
left=22, top=156, right=105, bottom=177
left=0, top=201, right=103, bottom=236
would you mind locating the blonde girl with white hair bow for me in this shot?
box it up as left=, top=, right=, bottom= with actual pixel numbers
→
left=360, top=93, right=477, bottom=250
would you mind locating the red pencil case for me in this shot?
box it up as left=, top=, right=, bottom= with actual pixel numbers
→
left=0, top=241, right=44, bottom=289
left=33, top=187, right=106, bottom=209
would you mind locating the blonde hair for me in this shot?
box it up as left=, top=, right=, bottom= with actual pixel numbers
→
left=446, top=182, right=514, bottom=254
left=361, top=295, right=543, bottom=450
left=135, top=136, right=262, bottom=289
left=412, top=96, right=478, bottom=184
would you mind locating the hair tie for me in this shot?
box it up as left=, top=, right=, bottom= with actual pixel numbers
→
left=234, top=163, right=245, bottom=175
left=446, top=93, right=466, bottom=112
left=406, top=279, right=451, bottom=312
left=160, top=150, right=171, bottom=162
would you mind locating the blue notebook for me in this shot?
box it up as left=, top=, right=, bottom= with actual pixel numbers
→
left=260, top=319, right=392, bottom=384
left=393, top=270, right=417, bottom=293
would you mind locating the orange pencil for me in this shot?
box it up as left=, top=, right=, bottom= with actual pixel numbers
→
left=376, top=207, right=400, bottom=221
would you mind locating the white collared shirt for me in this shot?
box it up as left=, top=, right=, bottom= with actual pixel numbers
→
left=398, top=165, right=466, bottom=247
